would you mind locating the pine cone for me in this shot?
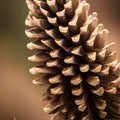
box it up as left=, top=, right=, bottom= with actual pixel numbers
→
left=25, top=0, right=120, bottom=119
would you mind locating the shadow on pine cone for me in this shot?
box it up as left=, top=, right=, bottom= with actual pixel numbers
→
left=25, top=0, right=120, bottom=119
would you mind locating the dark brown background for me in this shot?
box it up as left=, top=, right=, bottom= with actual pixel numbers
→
left=0, top=0, right=120, bottom=120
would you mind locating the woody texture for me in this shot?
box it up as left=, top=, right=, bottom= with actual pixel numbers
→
left=25, top=0, right=120, bottom=119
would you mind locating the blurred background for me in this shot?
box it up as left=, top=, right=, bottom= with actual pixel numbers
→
left=0, top=0, right=119, bottom=120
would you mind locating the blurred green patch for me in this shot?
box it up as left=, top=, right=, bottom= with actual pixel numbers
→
left=0, top=0, right=32, bottom=72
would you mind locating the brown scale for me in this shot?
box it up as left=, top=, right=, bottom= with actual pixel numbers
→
left=25, top=0, right=120, bottom=119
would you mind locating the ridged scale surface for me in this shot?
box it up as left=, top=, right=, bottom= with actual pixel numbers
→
left=25, top=0, right=120, bottom=119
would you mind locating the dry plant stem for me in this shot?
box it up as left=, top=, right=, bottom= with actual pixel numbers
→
left=25, top=0, right=120, bottom=120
